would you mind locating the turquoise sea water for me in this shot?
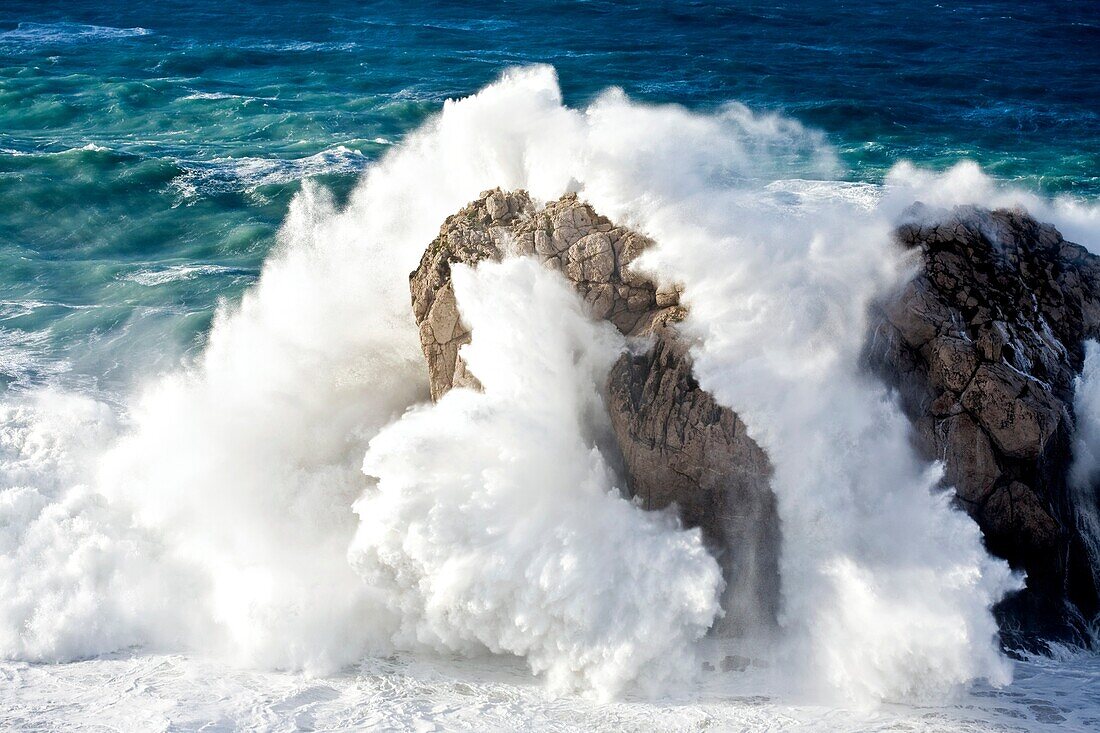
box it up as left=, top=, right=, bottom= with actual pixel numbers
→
left=3, top=6, right=1100, bottom=729
left=0, top=0, right=1098, bottom=393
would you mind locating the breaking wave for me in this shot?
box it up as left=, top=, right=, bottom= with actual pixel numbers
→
left=2, top=65, right=1098, bottom=701
left=0, top=22, right=152, bottom=48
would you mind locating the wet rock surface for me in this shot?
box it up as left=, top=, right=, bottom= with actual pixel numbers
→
left=866, top=204, right=1100, bottom=645
left=410, top=189, right=780, bottom=630
left=413, top=191, right=1100, bottom=646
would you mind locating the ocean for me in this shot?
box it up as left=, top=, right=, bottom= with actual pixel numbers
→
left=1, top=1, right=1099, bottom=730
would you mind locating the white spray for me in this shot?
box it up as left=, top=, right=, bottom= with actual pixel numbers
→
left=3, top=64, right=1098, bottom=700
left=1070, top=342, right=1100, bottom=616
left=349, top=259, right=720, bottom=698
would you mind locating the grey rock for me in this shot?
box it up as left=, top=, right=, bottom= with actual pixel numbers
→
left=867, top=204, right=1100, bottom=645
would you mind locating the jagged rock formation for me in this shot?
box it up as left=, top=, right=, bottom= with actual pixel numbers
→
left=410, top=189, right=780, bottom=630
left=866, top=204, right=1100, bottom=645
left=410, top=191, right=533, bottom=399
left=411, top=189, right=677, bottom=397
left=413, top=190, right=1100, bottom=647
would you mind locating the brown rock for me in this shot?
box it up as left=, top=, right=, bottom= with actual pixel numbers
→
left=607, top=313, right=778, bottom=631
left=924, top=335, right=979, bottom=394
left=939, top=413, right=1001, bottom=505
left=959, top=363, right=1062, bottom=460
left=411, top=190, right=670, bottom=398
left=409, top=189, right=534, bottom=400
left=410, top=189, right=779, bottom=631
left=981, top=481, right=1061, bottom=554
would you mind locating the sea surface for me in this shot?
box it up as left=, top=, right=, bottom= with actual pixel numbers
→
left=1, top=1, right=1099, bottom=731
left=1, top=0, right=1098, bottom=395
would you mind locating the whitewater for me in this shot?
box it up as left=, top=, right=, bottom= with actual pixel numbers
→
left=2, top=66, right=1099, bottom=731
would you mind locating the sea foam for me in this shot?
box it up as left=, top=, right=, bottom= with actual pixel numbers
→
left=1, top=65, right=1098, bottom=701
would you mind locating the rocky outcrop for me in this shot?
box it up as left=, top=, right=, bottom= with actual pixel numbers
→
left=413, top=191, right=1100, bottom=648
left=410, top=189, right=780, bottom=630
left=866, top=204, right=1100, bottom=645
left=411, top=189, right=677, bottom=396
left=410, top=190, right=533, bottom=399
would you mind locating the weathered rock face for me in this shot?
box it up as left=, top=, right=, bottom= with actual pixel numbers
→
left=410, top=189, right=780, bottom=630
left=410, top=190, right=534, bottom=400
left=866, top=204, right=1100, bottom=644
left=411, top=189, right=678, bottom=396
left=605, top=313, right=778, bottom=631
left=413, top=191, right=1100, bottom=647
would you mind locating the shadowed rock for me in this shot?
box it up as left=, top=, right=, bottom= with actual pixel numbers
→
left=605, top=311, right=778, bottom=632
left=866, top=204, right=1100, bottom=646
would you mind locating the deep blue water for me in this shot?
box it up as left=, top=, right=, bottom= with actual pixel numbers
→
left=1, top=0, right=1098, bottom=392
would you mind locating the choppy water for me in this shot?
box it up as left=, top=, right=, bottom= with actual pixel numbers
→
left=2, top=0, right=1098, bottom=393
left=2, top=2, right=1100, bottom=731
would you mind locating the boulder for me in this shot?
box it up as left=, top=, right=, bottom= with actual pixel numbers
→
left=410, top=189, right=780, bottom=631
left=866, top=204, right=1100, bottom=645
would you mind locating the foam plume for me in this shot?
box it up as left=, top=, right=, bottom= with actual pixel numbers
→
left=5, top=65, right=1096, bottom=700
left=1070, top=342, right=1100, bottom=615
left=349, top=259, right=721, bottom=698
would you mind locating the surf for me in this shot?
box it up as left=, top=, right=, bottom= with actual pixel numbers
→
left=1, top=66, right=1098, bottom=708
